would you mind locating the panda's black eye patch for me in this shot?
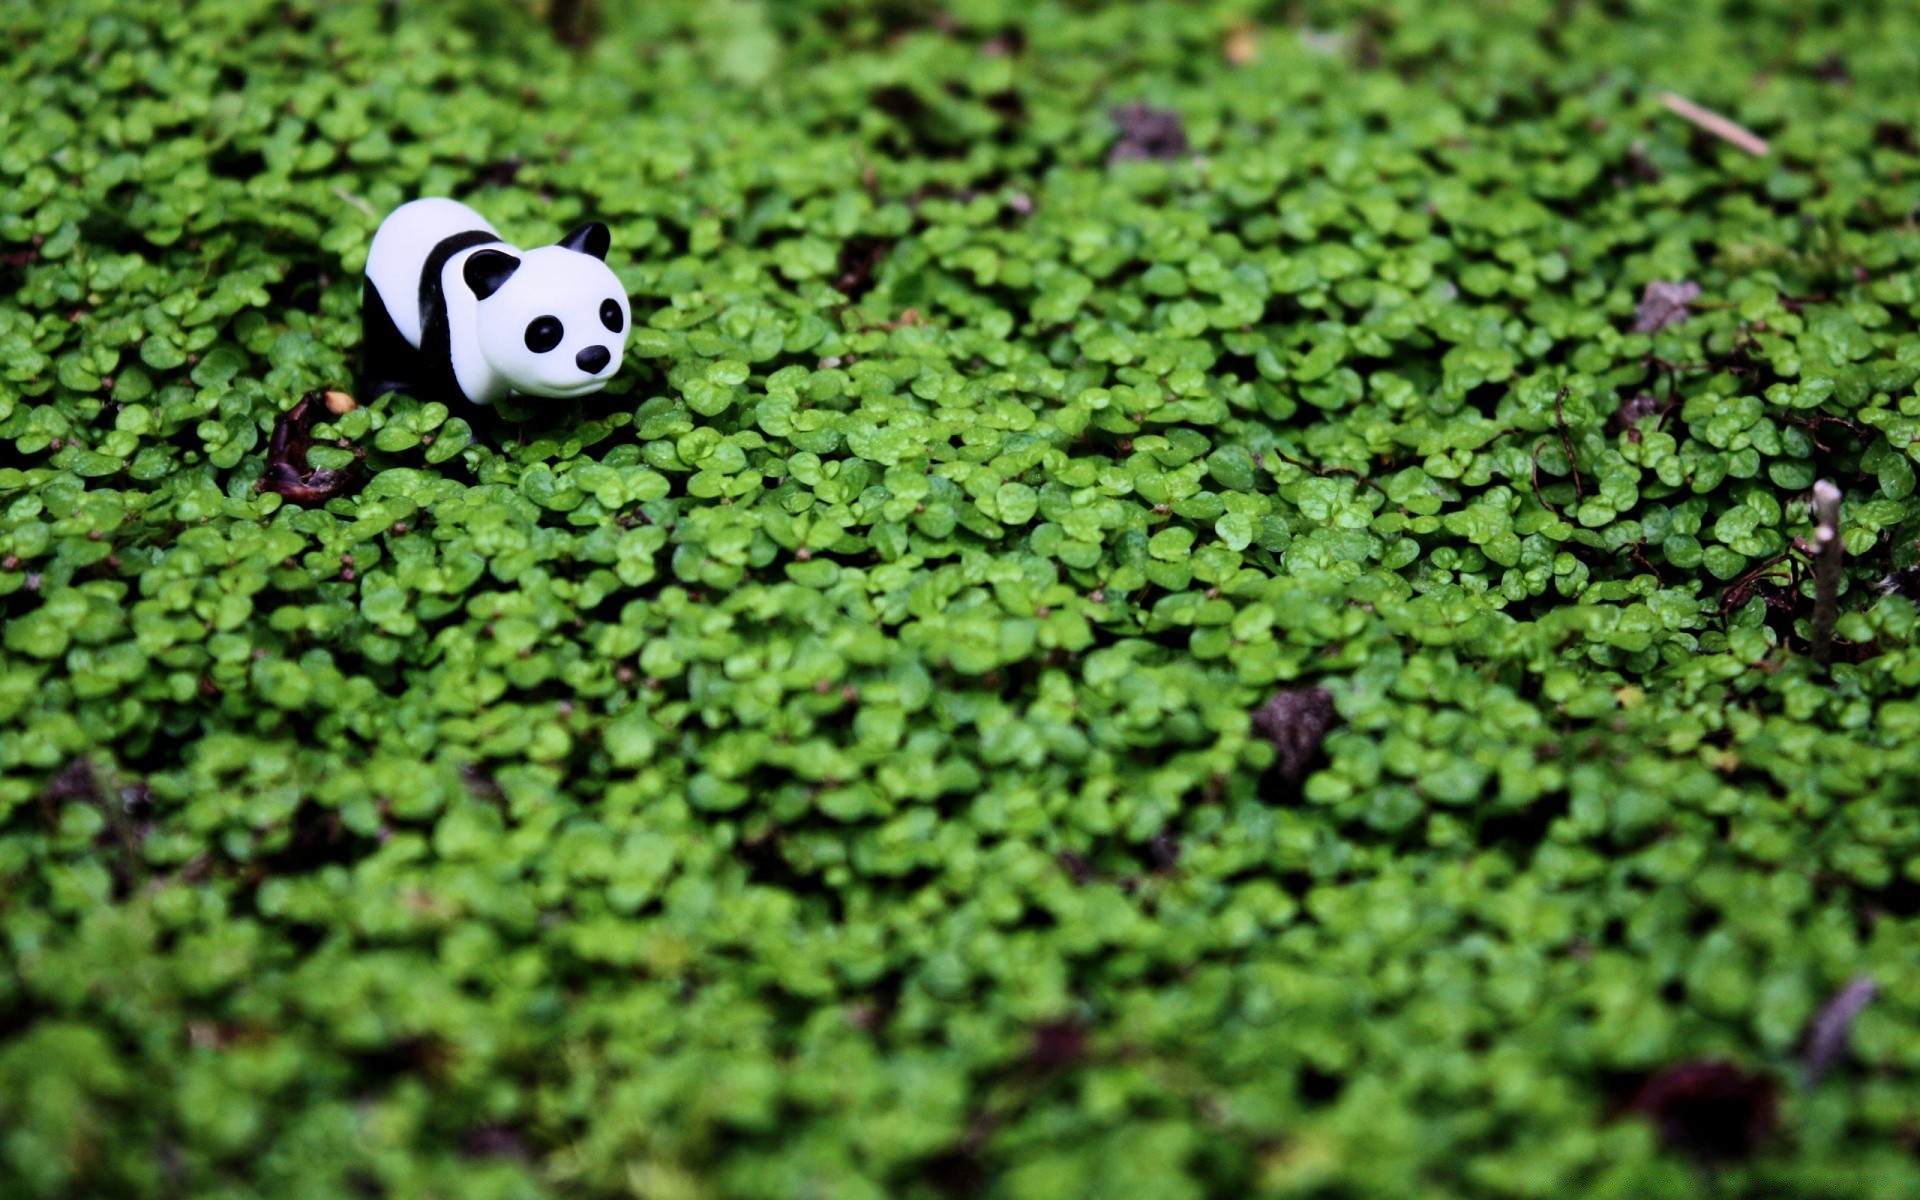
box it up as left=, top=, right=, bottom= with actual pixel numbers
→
left=600, top=299, right=623, bottom=333
left=524, top=316, right=564, bottom=353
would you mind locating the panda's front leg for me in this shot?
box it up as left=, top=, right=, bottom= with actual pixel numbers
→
left=360, top=277, right=425, bottom=401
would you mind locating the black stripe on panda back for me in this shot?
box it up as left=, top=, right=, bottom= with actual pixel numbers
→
left=418, top=229, right=504, bottom=324
left=412, top=229, right=504, bottom=406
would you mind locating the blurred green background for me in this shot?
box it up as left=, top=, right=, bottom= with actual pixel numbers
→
left=4, top=1, right=1920, bottom=1196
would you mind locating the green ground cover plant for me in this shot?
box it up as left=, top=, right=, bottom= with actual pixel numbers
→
left=5, top=0, right=1920, bottom=1195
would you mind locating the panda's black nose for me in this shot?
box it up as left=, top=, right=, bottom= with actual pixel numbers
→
left=576, top=345, right=611, bottom=374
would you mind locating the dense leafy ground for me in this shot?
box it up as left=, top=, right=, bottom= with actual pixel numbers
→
left=6, top=0, right=1920, bottom=1195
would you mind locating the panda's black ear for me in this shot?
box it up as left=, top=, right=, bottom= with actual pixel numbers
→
left=463, top=249, right=521, bottom=300
left=558, top=222, right=610, bottom=260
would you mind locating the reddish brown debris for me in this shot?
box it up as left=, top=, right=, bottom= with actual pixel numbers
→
left=1629, top=1059, right=1779, bottom=1161
left=1251, top=686, right=1339, bottom=784
left=458, top=1123, right=530, bottom=1161
left=41, top=759, right=101, bottom=804
left=1108, top=103, right=1188, bottom=163
left=835, top=235, right=894, bottom=300
left=1029, top=1019, right=1088, bottom=1070
left=260, top=393, right=356, bottom=506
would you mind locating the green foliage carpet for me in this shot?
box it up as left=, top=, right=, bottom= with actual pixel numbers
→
left=7, top=0, right=1920, bottom=1195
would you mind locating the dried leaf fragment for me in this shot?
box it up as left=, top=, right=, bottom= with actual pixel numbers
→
left=1632, top=280, right=1701, bottom=334
left=1252, top=686, right=1338, bottom=785
left=1108, top=103, right=1188, bottom=164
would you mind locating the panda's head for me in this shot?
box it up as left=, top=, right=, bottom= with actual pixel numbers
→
left=462, top=223, right=631, bottom=399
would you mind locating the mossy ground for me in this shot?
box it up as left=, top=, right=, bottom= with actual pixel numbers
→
left=5, top=1, right=1920, bottom=1197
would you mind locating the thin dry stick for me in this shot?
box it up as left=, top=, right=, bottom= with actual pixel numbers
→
left=1553, top=388, right=1585, bottom=501
left=1802, top=975, right=1876, bottom=1088
left=1810, top=480, right=1843, bottom=667
left=1716, top=551, right=1794, bottom=616
left=1659, top=92, right=1771, bottom=156
left=1258, top=448, right=1390, bottom=501
left=332, top=187, right=378, bottom=219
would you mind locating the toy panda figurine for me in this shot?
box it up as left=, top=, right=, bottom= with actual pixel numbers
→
left=361, top=198, right=630, bottom=407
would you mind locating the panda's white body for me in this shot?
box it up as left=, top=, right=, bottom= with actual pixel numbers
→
left=365, top=200, right=505, bottom=403
left=361, top=198, right=630, bottom=407
left=365, top=199, right=500, bottom=351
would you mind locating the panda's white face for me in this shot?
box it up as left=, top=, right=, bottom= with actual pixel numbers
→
left=469, top=244, right=630, bottom=399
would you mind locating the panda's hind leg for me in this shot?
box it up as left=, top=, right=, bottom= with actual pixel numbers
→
left=360, top=277, right=422, bottom=401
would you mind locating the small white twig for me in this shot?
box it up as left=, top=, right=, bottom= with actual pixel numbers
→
left=333, top=187, right=379, bottom=219
left=1810, top=480, right=1843, bottom=667
left=1659, top=92, right=1771, bottom=157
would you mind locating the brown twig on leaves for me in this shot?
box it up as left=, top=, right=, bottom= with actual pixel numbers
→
left=1716, top=552, right=1795, bottom=616
left=1554, top=388, right=1585, bottom=500
left=1627, top=539, right=1665, bottom=585
left=1529, top=439, right=1563, bottom=519
left=1258, top=448, right=1390, bottom=501
left=1781, top=414, right=1866, bottom=454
